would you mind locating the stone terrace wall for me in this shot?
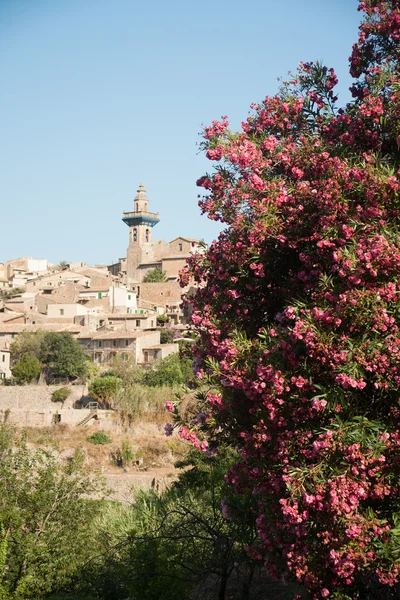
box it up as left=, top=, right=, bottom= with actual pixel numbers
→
left=0, top=385, right=114, bottom=428
left=0, top=384, right=87, bottom=410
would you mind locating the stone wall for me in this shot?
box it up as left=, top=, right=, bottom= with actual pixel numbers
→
left=0, top=384, right=114, bottom=428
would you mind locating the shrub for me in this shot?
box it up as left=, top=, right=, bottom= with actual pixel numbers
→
left=87, top=432, right=111, bottom=445
left=142, top=266, right=166, bottom=283
left=156, top=314, right=169, bottom=325
left=88, top=375, right=122, bottom=408
left=177, top=3, right=400, bottom=598
left=143, top=353, right=190, bottom=387
left=160, top=329, right=175, bottom=344
left=11, top=353, right=41, bottom=384
left=51, top=386, right=71, bottom=404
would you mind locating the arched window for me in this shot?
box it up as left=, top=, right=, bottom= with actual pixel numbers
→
left=133, top=229, right=137, bottom=242
left=145, top=229, right=149, bottom=242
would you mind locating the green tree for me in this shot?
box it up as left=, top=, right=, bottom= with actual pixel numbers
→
left=143, top=353, right=189, bottom=387
left=10, top=330, right=46, bottom=363
left=39, top=332, right=89, bottom=380
left=11, top=354, right=41, bottom=384
left=58, top=260, right=69, bottom=271
left=160, top=329, right=175, bottom=344
left=0, top=425, right=104, bottom=599
left=88, top=375, right=122, bottom=408
left=156, top=314, right=169, bottom=325
left=66, top=449, right=268, bottom=600
left=142, top=266, right=166, bottom=283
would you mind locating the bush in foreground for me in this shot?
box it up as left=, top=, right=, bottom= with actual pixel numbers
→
left=177, top=2, right=400, bottom=598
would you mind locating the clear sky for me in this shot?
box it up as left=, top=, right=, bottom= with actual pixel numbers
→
left=0, top=0, right=361, bottom=266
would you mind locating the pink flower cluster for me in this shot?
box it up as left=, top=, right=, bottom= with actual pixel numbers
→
left=180, top=2, right=400, bottom=598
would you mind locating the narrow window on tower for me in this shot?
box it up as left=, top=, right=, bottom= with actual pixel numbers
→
left=145, top=229, right=149, bottom=242
left=133, top=229, right=137, bottom=242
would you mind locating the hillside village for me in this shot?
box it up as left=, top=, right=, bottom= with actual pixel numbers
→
left=0, top=183, right=205, bottom=381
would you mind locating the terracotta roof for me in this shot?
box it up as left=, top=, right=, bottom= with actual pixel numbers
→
left=74, top=267, right=113, bottom=278
left=143, top=343, right=178, bottom=350
left=91, top=330, right=158, bottom=341
left=106, top=313, right=152, bottom=319
left=79, top=286, right=110, bottom=293
left=169, top=237, right=201, bottom=244
left=0, top=323, right=83, bottom=334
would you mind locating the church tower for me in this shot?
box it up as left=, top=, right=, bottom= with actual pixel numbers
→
left=122, top=183, right=160, bottom=282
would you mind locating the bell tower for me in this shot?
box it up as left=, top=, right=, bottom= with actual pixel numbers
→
left=122, top=183, right=160, bottom=282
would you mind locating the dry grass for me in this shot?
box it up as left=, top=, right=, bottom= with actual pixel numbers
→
left=24, top=420, right=188, bottom=472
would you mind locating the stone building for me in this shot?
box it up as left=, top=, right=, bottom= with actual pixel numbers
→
left=111, top=183, right=206, bottom=284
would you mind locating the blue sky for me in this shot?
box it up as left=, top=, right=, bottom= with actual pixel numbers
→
left=0, top=0, right=361, bottom=265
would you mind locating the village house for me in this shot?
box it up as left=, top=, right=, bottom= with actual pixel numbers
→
left=25, top=270, right=91, bottom=292
left=0, top=323, right=87, bottom=349
left=0, top=349, right=11, bottom=380
left=80, top=329, right=178, bottom=365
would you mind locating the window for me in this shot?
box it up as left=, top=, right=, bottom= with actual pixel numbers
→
left=154, top=351, right=158, bottom=360
left=33, top=282, right=36, bottom=286
left=151, top=320, right=154, bottom=327
left=113, top=340, right=117, bottom=347
left=0, top=373, right=4, bottom=380
left=109, top=320, right=113, bottom=324
left=133, top=229, right=137, bottom=242
left=97, top=354, right=102, bottom=363
left=2, top=355, right=5, bottom=362
left=99, top=320, right=104, bottom=327
left=46, top=304, right=48, bottom=310
left=122, top=353, right=128, bottom=361
left=18, top=271, right=21, bottom=275
left=60, top=309, right=64, bottom=316
left=98, top=292, right=102, bottom=299
left=178, top=243, right=183, bottom=251
left=136, top=320, right=140, bottom=327
left=125, top=339, right=129, bottom=346
left=192, top=242, right=195, bottom=247
left=128, top=294, right=131, bottom=300
left=145, top=229, right=149, bottom=242
left=11, top=334, right=14, bottom=339
left=98, top=341, right=102, bottom=348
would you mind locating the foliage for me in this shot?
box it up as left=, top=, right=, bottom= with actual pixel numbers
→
left=11, top=331, right=89, bottom=381
left=51, top=386, right=71, bottom=404
left=10, top=330, right=46, bottom=363
left=86, top=363, right=100, bottom=380
left=121, top=440, right=134, bottom=466
left=86, top=432, right=112, bottom=445
left=176, top=3, right=400, bottom=598
left=39, top=332, right=89, bottom=380
left=57, top=448, right=266, bottom=600
left=114, top=384, right=173, bottom=426
left=58, top=261, right=69, bottom=271
left=88, top=375, right=122, bottom=408
left=159, top=328, right=175, bottom=344
left=11, top=353, right=40, bottom=384
left=109, top=354, right=140, bottom=386
left=142, top=353, right=192, bottom=387
left=0, top=425, right=103, bottom=599
left=0, top=288, right=24, bottom=300
left=142, top=266, right=166, bottom=283
left=156, top=314, right=169, bottom=325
